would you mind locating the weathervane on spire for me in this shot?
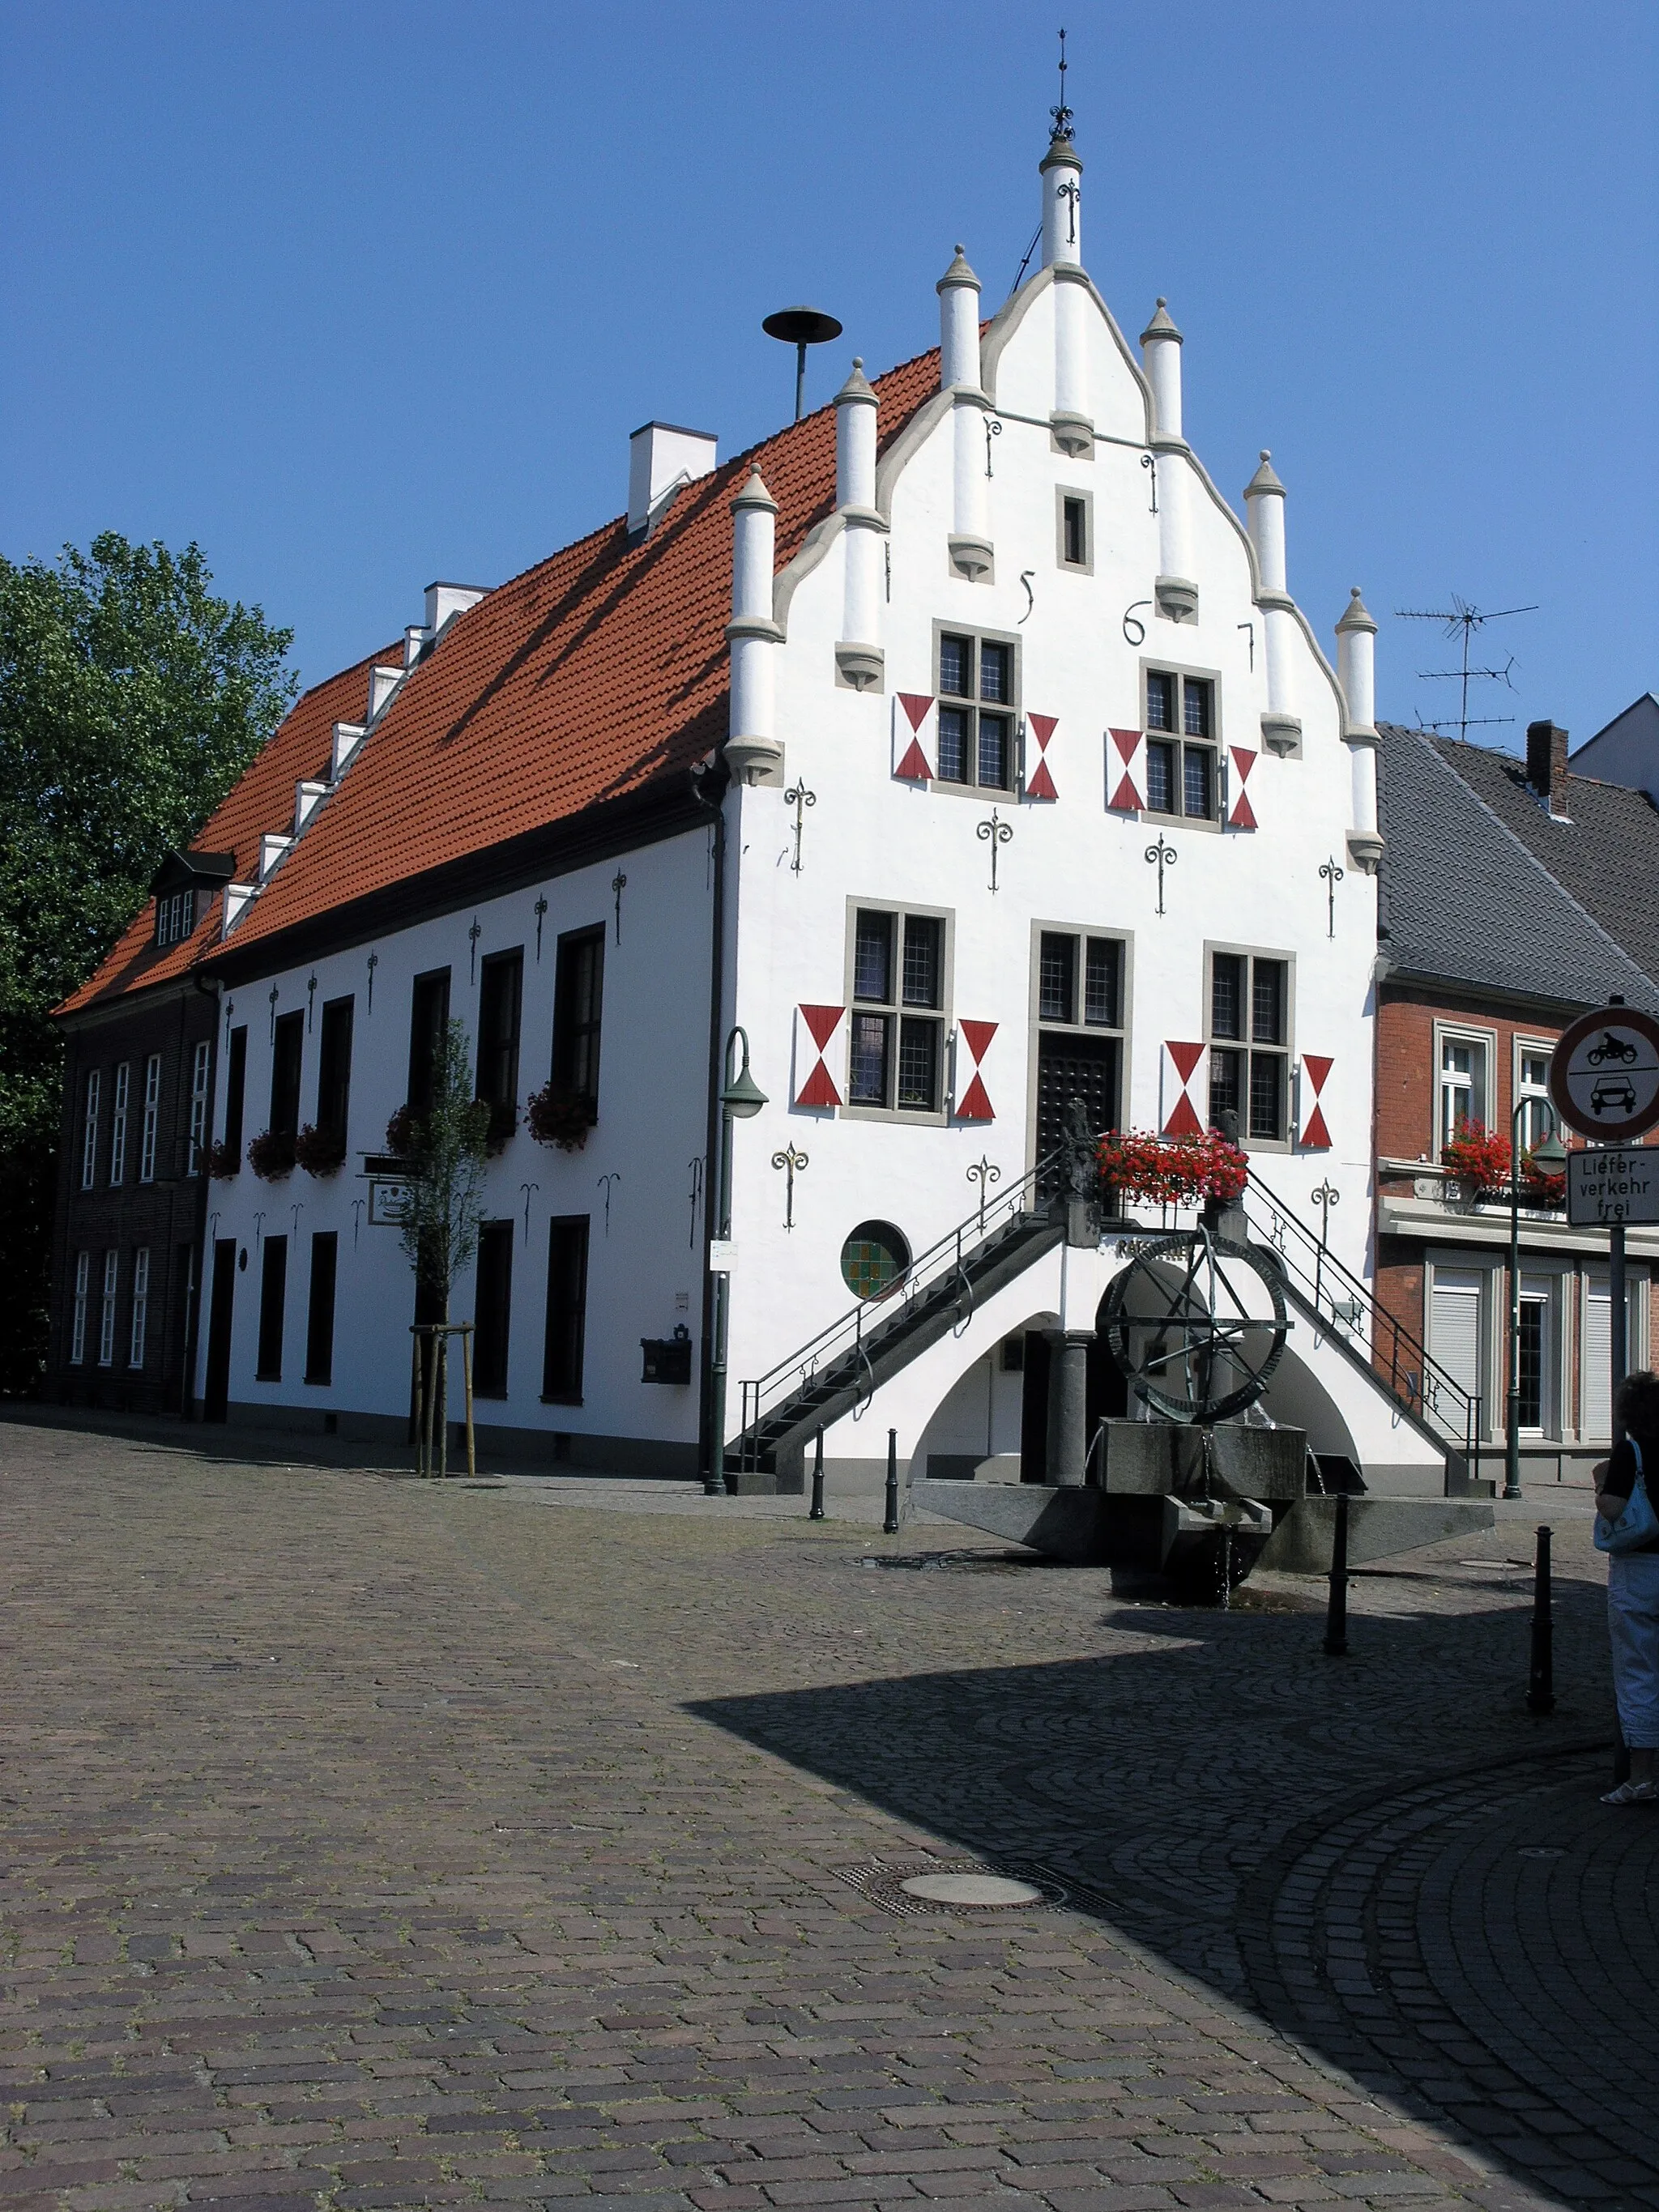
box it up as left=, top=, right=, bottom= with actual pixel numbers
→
left=1050, top=26, right=1074, bottom=140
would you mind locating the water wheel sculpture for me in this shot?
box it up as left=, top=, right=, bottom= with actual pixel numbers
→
left=1101, top=1229, right=1288, bottom=1424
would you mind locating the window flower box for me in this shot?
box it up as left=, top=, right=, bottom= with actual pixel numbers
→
left=1095, top=1129, right=1248, bottom=1206
left=246, top=1128, right=296, bottom=1180
left=294, top=1123, right=347, bottom=1178
left=526, top=1081, right=593, bottom=1153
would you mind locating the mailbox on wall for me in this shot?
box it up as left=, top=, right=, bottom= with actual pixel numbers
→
left=640, top=1325, right=693, bottom=1384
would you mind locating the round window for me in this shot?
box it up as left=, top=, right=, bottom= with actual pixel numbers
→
left=841, top=1220, right=911, bottom=1301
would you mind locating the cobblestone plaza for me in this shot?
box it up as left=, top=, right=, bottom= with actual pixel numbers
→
left=2, top=1420, right=1654, bottom=2212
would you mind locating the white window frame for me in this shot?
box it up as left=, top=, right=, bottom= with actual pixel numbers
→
left=80, top=1071, right=101, bottom=1192
left=97, top=1251, right=118, bottom=1368
left=129, top=1248, right=150, bottom=1370
left=842, top=899, right=954, bottom=1125
left=188, top=1040, right=211, bottom=1173
left=139, top=1054, right=161, bottom=1183
left=70, top=1252, right=90, bottom=1365
left=1424, top=1252, right=1500, bottom=1442
left=1515, top=1034, right=1555, bottom=1153
left=156, top=887, right=194, bottom=947
left=1514, top=1265, right=1568, bottom=1441
left=109, top=1062, right=130, bottom=1187
left=1204, top=943, right=1294, bottom=1152
left=1434, top=1024, right=1495, bottom=1159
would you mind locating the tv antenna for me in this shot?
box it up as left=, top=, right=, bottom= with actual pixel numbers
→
left=1395, top=594, right=1537, bottom=742
left=761, top=306, right=843, bottom=423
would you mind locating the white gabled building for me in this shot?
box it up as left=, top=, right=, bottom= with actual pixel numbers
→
left=53, top=107, right=1456, bottom=1503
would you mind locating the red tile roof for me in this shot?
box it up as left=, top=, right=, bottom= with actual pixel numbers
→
left=58, top=346, right=944, bottom=1017
left=57, top=645, right=399, bottom=1015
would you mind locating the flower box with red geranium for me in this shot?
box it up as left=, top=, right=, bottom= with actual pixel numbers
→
left=246, top=1128, right=296, bottom=1180
left=525, top=1082, right=593, bottom=1153
left=207, top=1138, right=239, bottom=1179
left=1095, top=1129, right=1249, bottom=1207
left=294, top=1123, right=348, bottom=1178
left=1440, top=1125, right=1511, bottom=1199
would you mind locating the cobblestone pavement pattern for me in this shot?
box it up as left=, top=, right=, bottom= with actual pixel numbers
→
left=1, top=1419, right=1653, bottom=2212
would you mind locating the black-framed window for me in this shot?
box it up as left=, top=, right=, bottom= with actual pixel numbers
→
left=1038, top=931, right=1123, bottom=1030
left=477, top=950, right=523, bottom=1122
left=936, top=631, right=1016, bottom=791
left=1208, top=950, right=1290, bottom=1144
left=257, top=1235, right=288, bottom=1380
left=1144, top=671, right=1217, bottom=820
left=305, top=1232, right=337, bottom=1386
left=848, top=907, right=946, bottom=1114
left=223, top=1026, right=247, bottom=1166
left=542, top=1216, right=589, bottom=1403
left=473, top=1220, right=514, bottom=1398
left=552, top=928, right=603, bottom=1116
left=407, top=970, right=451, bottom=1118
left=317, top=997, right=354, bottom=1147
left=271, top=1012, right=304, bottom=1139
left=1061, top=496, right=1087, bottom=568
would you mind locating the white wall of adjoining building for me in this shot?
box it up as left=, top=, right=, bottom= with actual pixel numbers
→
left=720, top=259, right=1378, bottom=1409
left=199, top=826, right=710, bottom=1454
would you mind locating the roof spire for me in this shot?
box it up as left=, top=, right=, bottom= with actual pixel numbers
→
left=1049, top=25, right=1074, bottom=143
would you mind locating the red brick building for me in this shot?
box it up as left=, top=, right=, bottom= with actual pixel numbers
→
left=1374, top=721, right=1659, bottom=1481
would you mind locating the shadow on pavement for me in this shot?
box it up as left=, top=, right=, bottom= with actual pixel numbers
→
left=692, top=1588, right=1658, bottom=2212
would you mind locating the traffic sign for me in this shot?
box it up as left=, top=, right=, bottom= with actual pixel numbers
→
left=1549, top=1006, right=1659, bottom=1141
left=1567, top=1146, right=1659, bottom=1228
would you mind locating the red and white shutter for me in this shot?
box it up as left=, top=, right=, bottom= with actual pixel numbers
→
left=1300, top=1054, right=1333, bottom=1149
left=1107, top=727, right=1144, bottom=812
left=893, top=693, right=935, bottom=783
left=1162, top=1041, right=1205, bottom=1136
left=1228, top=747, right=1258, bottom=830
left=794, top=1004, right=846, bottom=1109
left=1025, top=714, right=1059, bottom=801
left=953, top=1020, right=997, bottom=1121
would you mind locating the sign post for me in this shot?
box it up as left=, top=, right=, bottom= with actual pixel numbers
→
left=1550, top=1004, right=1659, bottom=1453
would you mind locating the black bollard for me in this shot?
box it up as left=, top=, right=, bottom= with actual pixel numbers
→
left=1527, top=1523, right=1555, bottom=1715
left=1323, top=1488, right=1350, bottom=1657
left=883, top=1427, right=900, bottom=1535
left=809, top=1430, right=826, bottom=1520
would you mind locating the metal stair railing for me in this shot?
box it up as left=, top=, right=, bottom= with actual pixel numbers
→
left=1239, top=1170, right=1483, bottom=1479
left=734, top=1145, right=1065, bottom=1474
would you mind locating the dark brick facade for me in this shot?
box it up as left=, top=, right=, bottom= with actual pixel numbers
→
left=49, top=985, right=220, bottom=1416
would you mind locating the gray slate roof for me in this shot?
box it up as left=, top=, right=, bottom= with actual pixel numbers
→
left=1375, top=722, right=1659, bottom=1012
left=1427, top=732, right=1659, bottom=982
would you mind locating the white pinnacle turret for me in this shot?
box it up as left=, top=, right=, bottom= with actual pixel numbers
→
left=936, top=246, right=982, bottom=393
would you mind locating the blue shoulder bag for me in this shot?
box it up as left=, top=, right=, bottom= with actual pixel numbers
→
left=1595, top=1437, right=1659, bottom=1554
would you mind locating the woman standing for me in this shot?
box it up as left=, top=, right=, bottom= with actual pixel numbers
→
left=1596, top=1370, right=1659, bottom=1805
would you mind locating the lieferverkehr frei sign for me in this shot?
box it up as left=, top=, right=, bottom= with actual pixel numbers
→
left=1567, top=1147, right=1659, bottom=1228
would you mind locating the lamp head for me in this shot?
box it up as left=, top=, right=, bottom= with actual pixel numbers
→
left=1532, top=1129, right=1567, bottom=1173
left=720, top=1026, right=768, bottom=1119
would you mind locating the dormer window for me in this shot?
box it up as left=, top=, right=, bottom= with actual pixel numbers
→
left=156, top=889, right=195, bottom=947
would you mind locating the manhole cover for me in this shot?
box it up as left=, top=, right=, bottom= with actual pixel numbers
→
left=899, top=1871, right=1045, bottom=1907
left=1518, top=1846, right=1567, bottom=1859
left=833, top=1855, right=1077, bottom=1917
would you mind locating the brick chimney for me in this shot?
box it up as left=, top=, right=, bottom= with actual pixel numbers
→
left=1526, top=719, right=1570, bottom=818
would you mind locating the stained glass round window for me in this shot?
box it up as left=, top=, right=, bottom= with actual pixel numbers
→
left=840, top=1220, right=911, bottom=1301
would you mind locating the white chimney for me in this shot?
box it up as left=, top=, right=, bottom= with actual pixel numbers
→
left=368, top=663, right=403, bottom=721
left=628, top=422, right=718, bottom=536
left=331, top=721, right=366, bottom=779
left=423, top=582, right=488, bottom=637
left=258, top=833, right=292, bottom=883
left=293, top=780, right=329, bottom=834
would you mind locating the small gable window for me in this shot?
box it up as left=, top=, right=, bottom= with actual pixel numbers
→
left=156, top=889, right=195, bottom=947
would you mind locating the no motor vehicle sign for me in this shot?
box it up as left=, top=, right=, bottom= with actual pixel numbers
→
left=1548, top=1006, right=1659, bottom=1141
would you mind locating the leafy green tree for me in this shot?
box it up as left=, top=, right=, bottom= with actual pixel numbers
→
left=0, top=533, right=296, bottom=1392
left=391, top=1021, right=490, bottom=1472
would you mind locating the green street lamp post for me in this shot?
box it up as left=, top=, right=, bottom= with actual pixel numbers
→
left=1505, top=1104, right=1567, bottom=1501
left=707, top=1027, right=768, bottom=1496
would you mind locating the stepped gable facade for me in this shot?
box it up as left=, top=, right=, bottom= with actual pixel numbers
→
left=52, top=111, right=1445, bottom=1501
left=1373, top=721, right=1659, bottom=1482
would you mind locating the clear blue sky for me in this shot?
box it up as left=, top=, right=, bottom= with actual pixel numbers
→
left=3, top=2, right=1654, bottom=751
